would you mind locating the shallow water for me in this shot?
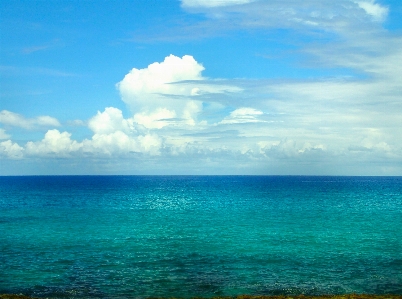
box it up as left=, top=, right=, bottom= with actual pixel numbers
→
left=0, top=176, right=401, bottom=298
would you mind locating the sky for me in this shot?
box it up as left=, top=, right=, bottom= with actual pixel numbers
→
left=1, top=0, right=402, bottom=175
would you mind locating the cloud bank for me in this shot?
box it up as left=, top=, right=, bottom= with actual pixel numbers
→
left=2, top=52, right=401, bottom=174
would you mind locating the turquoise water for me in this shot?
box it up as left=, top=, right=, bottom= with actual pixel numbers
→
left=0, top=176, right=401, bottom=298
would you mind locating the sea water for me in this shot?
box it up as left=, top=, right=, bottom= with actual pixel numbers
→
left=0, top=176, right=401, bottom=298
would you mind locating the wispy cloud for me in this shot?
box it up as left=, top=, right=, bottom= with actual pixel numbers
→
left=355, top=0, right=389, bottom=22
left=21, top=39, right=64, bottom=54
left=132, top=0, right=390, bottom=43
left=0, top=65, right=77, bottom=77
left=180, top=0, right=389, bottom=29
left=0, top=110, right=61, bottom=130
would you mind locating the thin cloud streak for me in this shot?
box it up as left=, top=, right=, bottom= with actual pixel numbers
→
left=0, top=65, right=77, bottom=77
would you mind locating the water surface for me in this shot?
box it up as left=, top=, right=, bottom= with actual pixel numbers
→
left=0, top=176, right=401, bottom=298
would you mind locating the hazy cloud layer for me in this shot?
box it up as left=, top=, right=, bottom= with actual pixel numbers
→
left=176, top=0, right=390, bottom=40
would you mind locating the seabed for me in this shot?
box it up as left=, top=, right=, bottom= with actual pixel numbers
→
left=1, top=294, right=401, bottom=299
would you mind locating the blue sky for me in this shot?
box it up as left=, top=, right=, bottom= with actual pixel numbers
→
left=1, top=0, right=402, bottom=175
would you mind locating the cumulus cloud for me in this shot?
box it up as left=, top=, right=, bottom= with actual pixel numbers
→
left=83, top=131, right=139, bottom=156
left=116, top=54, right=241, bottom=128
left=0, top=140, right=24, bottom=159
left=82, top=131, right=162, bottom=157
left=0, top=110, right=61, bottom=129
left=259, top=139, right=326, bottom=159
left=137, top=134, right=163, bottom=155
left=7, top=106, right=165, bottom=158
left=20, top=126, right=163, bottom=159
left=25, top=130, right=82, bottom=157
left=116, top=55, right=204, bottom=113
left=88, top=107, right=134, bottom=134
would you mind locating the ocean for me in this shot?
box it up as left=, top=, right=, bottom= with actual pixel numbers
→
left=0, top=176, right=401, bottom=298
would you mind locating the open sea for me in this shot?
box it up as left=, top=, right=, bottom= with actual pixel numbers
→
left=0, top=176, right=401, bottom=298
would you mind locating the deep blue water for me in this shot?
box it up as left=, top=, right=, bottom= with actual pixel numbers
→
left=0, top=176, right=401, bottom=298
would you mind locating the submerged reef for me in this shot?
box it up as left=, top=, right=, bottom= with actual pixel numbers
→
left=1, top=294, right=401, bottom=299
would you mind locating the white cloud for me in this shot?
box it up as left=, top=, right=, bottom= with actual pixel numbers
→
left=356, top=0, right=388, bottom=22
left=82, top=131, right=162, bottom=157
left=24, top=107, right=165, bottom=157
left=0, top=128, right=10, bottom=140
left=25, top=129, right=81, bottom=157
left=129, top=1, right=392, bottom=46
left=0, top=140, right=24, bottom=159
left=182, top=100, right=203, bottom=126
left=88, top=107, right=134, bottom=134
left=133, top=108, right=176, bottom=129
left=83, top=131, right=139, bottom=156
left=177, top=0, right=390, bottom=38
left=353, top=128, right=396, bottom=154
left=20, top=127, right=162, bottom=158
left=0, top=110, right=61, bottom=129
left=116, top=54, right=205, bottom=113
left=182, top=0, right=253, bottom=8
left=138, top=134, right=163, bottom=155
left=260, top=139, right=326, bottom=159
left=116, top=55, right=241, bottom=129
left=220, top=107, right=264, bottom=124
